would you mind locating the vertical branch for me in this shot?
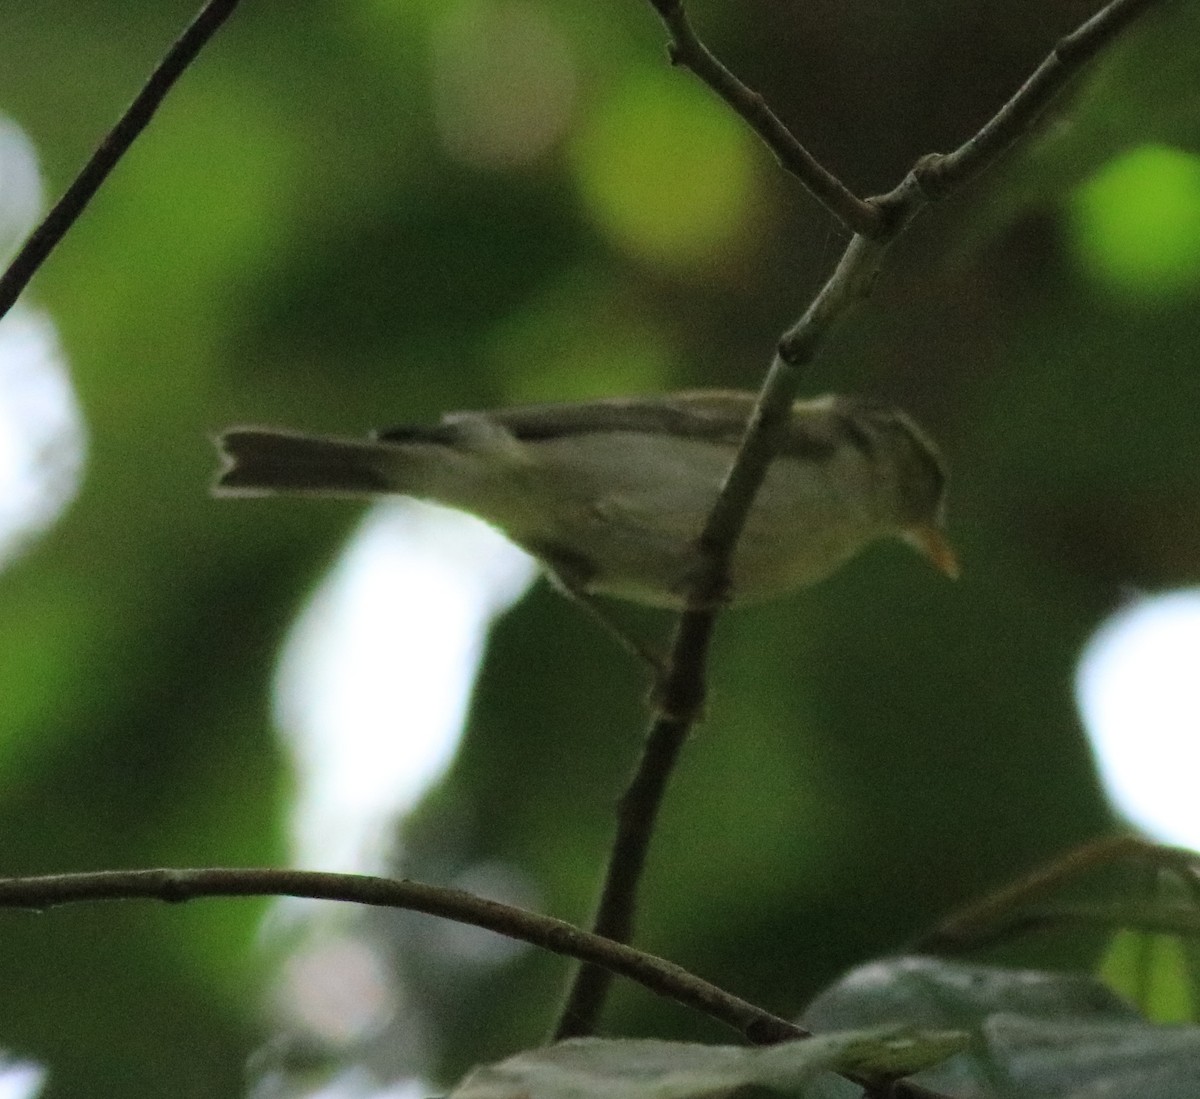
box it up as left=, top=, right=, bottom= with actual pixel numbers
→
left=554, top=0, right=1168, bottom=1043
left=553, top=223, right=906, bottom=1041
left=0, top=0, right=245, bottom=323
left=554, top=613, right=716, bottom=1038
left=0, top=866, right=807, bottom=1044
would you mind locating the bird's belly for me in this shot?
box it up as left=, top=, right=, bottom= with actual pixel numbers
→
left=530, top=483, right=872, bottom=609
left=468, top=432, right=877, bottom=609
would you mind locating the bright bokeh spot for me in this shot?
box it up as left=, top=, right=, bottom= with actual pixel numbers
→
left=1098, top=928, right=1193, bottom=1023
left=1075, top=590, right=1200, bottom=846
left=486, top=269, right=676, bottom=403
left=284, top=1069, right=429, bottom=1099
left=1070, top=144, right=1200, bottom=297
left=267, top=503, right=533, bottom=1089
left=431, top=0, right=577, bottom=168
left=0, top=1060, right=43, bottom=1099
left=0, top=309, right=84, bottom=571
left=0, top=117, right=42, bottom=256
left=0, top=115, right=84, bottom=573
left=570, top=68, right=757, bottom=268
left=276, top=934, right=396, bottom=1046
left=273, top=500, right=534, bottom=873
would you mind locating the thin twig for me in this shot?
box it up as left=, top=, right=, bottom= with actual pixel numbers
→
left=0, top=0, right=244, bottom=323
left=920, top=836, right=1150, bottom=950
left=0, top=866, right=804, bottom=1046
left=923, top=901, right=1200, bottom=952
left=554, top=673, right=704, bottom=1037
left=914, top=836, right=1200, bottom=952
left=554, top=0, right=1168, bottom=1042
left=910, top=0, right=1167, bottom=199
left=643, top=0, right=881, bottom=238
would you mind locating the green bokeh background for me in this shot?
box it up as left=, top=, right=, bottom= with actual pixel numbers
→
left=0, top=0, right=1199, bottom=1095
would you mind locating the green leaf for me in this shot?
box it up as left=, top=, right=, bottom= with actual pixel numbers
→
left=448, top=1030, right=969, bottom=1099
left=805, top=956, right=1140, bottom=1033
left=1099, top=929, right=1194, bottom=1023
left=807, top=956, right=1200, bottom=1097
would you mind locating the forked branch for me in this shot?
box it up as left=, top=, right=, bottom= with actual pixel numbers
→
left=0, top=866, right=804, bottom=1046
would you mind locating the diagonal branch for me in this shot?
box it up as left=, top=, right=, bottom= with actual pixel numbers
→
left=914, top=836, right=1200, bottom=952
left=553, top=620, right=714, bottom=1040
left=555, top=0, right=1169, bottom=1043
left=911, top=0, right=1167, bottom=199
left=0, top=0, right=245, bottom=323
left=643, top=0, right=881, bottom=238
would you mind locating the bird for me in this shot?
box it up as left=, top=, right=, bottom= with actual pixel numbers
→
left=214, top=389, right=956, bottom=611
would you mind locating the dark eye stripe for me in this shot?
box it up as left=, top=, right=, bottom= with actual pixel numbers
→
left=375, top=424, right=456, bottom=445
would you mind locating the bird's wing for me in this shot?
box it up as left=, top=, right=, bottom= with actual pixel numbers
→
left=447, top=391, right=759, bottom=446
left=376, top=390, right=844, bottom=462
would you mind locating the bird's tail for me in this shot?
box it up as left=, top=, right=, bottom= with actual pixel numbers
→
left=214, top=428, right=409, bottom=497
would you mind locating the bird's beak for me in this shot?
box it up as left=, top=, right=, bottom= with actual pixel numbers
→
left=905, top=524, right=960, bottom=579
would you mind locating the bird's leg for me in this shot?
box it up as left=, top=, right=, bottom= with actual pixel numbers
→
left=543, top=567, right=666, bottom=678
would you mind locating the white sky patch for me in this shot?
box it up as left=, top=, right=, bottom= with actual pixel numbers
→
left=0, top=308, right=84, bottom=570
left=431, top=0, right=577, bottom=169
left=0, top=116, right=43, bottom=260
left=0, top=116, right=83, bottom=573
left=273, top=500, right=535, bottom=872
left=283, top=1068, right=430, bottom=1099
left=0, top=1060, right=44, bottom=1099
left=1075, top=589, right=1200, bottom=846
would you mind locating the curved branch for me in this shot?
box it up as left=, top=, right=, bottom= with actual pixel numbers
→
left=0, top=866, right=804, bottom=1046
left=914, top=836, right=1200, bottom=952
left=0, top=0, right=244, bottom=323
left=0, top=867, right=959, bottom=1097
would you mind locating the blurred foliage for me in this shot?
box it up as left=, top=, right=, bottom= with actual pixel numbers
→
left=1070, top=145, right=1200, bottom=296
left=0, top=0, right=1198, bottom=1097
left=805, top=955, right=1200, bottom=1098
left=1100, top=930, right=1194, bottom=1023
left=447, top=1028, right=969, bottom=1099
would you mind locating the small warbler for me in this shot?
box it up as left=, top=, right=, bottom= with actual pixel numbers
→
left=215, top=390, right=956, bottom=609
